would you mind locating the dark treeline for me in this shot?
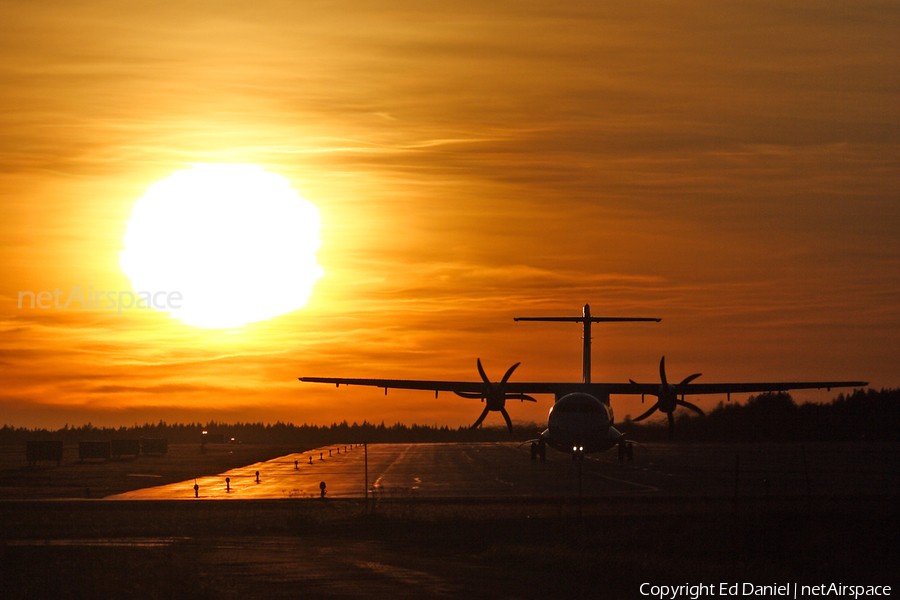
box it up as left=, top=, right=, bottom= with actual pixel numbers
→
left=1, top=388, right=897, bottom=446
left=0, top=420, right=541, bottom=446
left=625, top=388, right=900, bottom=442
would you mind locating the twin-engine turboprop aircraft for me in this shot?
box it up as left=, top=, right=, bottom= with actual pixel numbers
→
left=299, top=305, right=866, bottom=459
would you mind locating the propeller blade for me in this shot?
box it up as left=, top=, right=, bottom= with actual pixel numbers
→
left=507, top=394, right=537, bottom=403
left=476, top=358, right=490, bottom=385
left=454, top=391, right=484, bottom=399
left=500, top=407, right=513, bottom=435
left=471, top=406, right=490, bottom=429
left=679, top=400, right=704, bottom=415
left=667, top=412, right=675, bottom=439
left=678, top=373, right=702, bottom=387
left=500, top=362, right=521, bottom=387
left=633, top=403, right=660, bottom=422
left=659, top=356, right=668, bottom=387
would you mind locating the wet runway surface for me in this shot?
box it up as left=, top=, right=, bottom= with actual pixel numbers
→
left=108, top=441, right=899, bottom=500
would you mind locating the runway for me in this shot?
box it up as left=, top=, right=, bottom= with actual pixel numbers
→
left=113, top=442, right=594, bottom=500
left=108, top=440, right=899, bottom=500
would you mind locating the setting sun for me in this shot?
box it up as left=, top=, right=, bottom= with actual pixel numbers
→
left=119, top=164, right=323, bottom=329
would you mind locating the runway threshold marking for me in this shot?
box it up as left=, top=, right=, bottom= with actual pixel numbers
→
left=580, top=454, right=660, bottom=492
left=372, top=443, right=412, bottom=490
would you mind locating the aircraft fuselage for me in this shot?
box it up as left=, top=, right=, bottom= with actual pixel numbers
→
left=541, top=392, right=622, bottom=454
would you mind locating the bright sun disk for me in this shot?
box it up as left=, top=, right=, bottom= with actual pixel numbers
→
left=120, top=164, right=323, bottom=328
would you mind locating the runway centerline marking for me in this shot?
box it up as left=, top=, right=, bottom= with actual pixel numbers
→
left=588, top=471, right=659, bottom=492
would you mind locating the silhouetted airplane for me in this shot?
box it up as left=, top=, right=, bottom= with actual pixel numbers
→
left=299, top=304, right=867, bottom=459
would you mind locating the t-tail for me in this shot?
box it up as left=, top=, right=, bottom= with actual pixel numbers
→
left=514, top=304, right=660, bottom=384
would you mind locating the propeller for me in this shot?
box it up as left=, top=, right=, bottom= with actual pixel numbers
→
left=455, top=359, right=536, bottom=434
left=630, top=356, right=704, bottom=439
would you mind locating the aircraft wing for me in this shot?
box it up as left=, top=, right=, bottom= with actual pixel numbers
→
left=298, top=377, right=567, bottom=396
left=612, top=381, right=868, bottom=396
left=300, top=377, right=480, bottom=393
left=300, top=377, right=867, bottom=398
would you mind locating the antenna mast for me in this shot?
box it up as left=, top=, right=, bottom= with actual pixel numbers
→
left=514, top=304, right=660, bottom=383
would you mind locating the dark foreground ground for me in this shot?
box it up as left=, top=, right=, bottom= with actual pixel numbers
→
left=1, top=442, right=898, bottom=599
left=1, top=497, right=897, bottom=599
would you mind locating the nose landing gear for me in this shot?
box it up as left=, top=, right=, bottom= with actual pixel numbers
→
left=530, top=439, right=547, bottom=461
left=617, top=439, right=634, bottom=461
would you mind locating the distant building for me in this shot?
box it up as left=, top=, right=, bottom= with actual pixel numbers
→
left=26, top=440, right=63, bottom=466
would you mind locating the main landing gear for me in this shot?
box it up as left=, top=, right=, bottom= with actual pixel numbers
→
left=618, top=439, right=634, bottom=462
left=530, top=439, right=547, bottom=461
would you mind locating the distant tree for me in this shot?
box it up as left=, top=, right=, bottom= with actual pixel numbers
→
left=2, top=390, right=895, bottom=445
left=625, top=388, right=898, bottom=442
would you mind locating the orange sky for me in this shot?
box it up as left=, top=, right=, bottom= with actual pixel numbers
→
left=1, top=0, right=897, bottom=429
